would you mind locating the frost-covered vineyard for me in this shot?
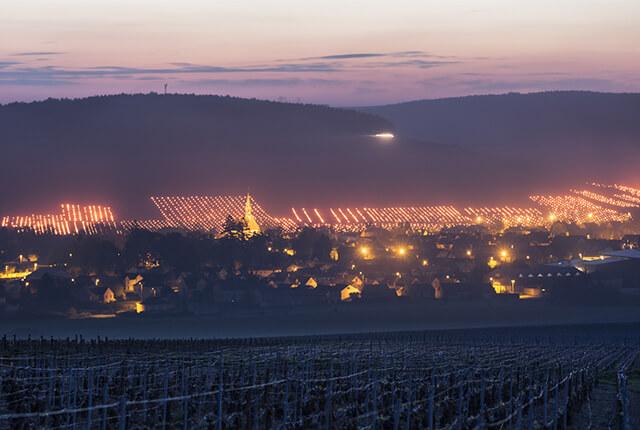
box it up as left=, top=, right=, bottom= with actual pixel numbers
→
left=0, top=325, right=638, bottom=429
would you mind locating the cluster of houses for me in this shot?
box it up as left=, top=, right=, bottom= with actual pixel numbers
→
left=1, top=228, right=640, bottom=318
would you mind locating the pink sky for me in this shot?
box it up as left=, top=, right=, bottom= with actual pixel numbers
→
left=1, top=0, right=639, bottom=105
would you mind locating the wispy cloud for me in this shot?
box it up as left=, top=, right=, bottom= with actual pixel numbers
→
left=12, top=51, right=65, bottom=56
left=0, top=53, right=459, bottom=86
left=276, top=51, right=459, bottom=71
left=369, top=59, right=459, bottom=69
left=0, top=62, right=342, bottom=86
left=303, top=53, right=387, bottom=60
left=291, top=50, right=438, bottom=61
left=0, top=50, right=460, bottom=89
left=0, top=61, right=21, bottom=69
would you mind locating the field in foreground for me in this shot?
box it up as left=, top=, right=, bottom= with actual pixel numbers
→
left=0, top=324, right=638, bottom=429
left=3, top=301, right=640, bottom=340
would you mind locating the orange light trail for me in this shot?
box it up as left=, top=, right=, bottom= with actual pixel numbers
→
left=2, top=204, right=118, bottom=235
left=313, top=208, right=325, bottom=224
left=301, top=208, right=313, bottom=224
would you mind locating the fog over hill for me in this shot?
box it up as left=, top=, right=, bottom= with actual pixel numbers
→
left=1, top=92, right=639, bottom=218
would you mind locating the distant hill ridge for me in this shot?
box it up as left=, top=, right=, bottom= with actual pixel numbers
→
left=359, top=91, right=640, bottom=150
left=1, top=93, right=391, bottom=141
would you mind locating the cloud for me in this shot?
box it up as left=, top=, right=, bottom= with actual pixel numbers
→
left=292, top=50, right=435, bottom=61
left=282, top=51, right=459, bottom=71
left=12, top=51, right=65, bottom=56
left=369, top=59, right=459, bottom=69
left=303, top=53, right=387, bottom=60
left=96, top=62, right=341, bottom=74
left=188, top=78, right=345, bottom=87
left=0, top=62, right=342, bottom=86
left=0, top=50, right=459, bottom=88
left=0, top=61, right=22, bottom=68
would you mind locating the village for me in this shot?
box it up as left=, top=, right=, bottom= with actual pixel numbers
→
left=2, top=196, right=640, bottom=320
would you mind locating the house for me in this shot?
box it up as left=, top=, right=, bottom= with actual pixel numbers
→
left=124, top=272, right=144, bottom=293
left=92, top=276, right=125, bottom=300
left=572, top=252, right=638, bottom=274
left=0, top=257, right=37, bottom=280
left=125, top=270, right=167, bottom=300
left=101, top=287, right=116, bottom=304
left=491, top=264, right=583, bottom=298
left=340, top=285, right=361, bottom=301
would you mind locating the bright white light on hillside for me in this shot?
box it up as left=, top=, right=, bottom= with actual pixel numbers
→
left=374, top=132, right=395, bottom=139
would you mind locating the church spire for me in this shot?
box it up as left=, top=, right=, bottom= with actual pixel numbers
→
left=245, top=193, right=253, bottom=218
left=243, top=193, right=261, bottom=237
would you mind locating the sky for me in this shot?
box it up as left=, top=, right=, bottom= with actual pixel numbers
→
left=1, top=0, right=639, bottom=105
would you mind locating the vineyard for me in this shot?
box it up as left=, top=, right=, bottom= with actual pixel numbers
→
left=4, top=183, right=640, bottom=236
left=0, top=325, right=638, bottom=429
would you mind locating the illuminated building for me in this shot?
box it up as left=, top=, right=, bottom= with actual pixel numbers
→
left=397, top=246, right=407, bottom=256
left=358, top=246, right=373, bottom=260
left=340, top=285, right=361, bottom=301
left=102, top=287, right=116, bottom=304
left=499, top=249, right=511, bottom=263
left=491, top=265, right=582, bottom=298
left=242, top=193, right=261, bottom=237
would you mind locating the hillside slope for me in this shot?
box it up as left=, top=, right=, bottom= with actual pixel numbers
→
left=1, top=92, right=639, bottom=217
left=0, top=94, right=402, bottom=215
left=360, top=91, right=640, bottom=151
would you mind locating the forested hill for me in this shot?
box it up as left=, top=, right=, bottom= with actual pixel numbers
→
left=1, top=93, right=392, bottom=148
left=0, top=94, right=395, bottom=216
left=360, top=91, right=640, bottom=151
